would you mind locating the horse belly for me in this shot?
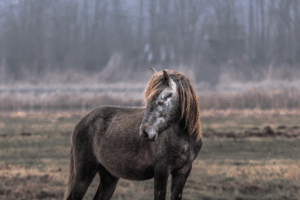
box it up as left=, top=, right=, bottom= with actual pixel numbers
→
left=94, top=109, right=155, bottom=180
left=95, top=135, right=155, bottom=180
left=98, top=150, right=155, bottom=180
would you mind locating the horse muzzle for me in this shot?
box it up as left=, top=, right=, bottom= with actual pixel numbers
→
left=139, top=123, right=158, bottom=141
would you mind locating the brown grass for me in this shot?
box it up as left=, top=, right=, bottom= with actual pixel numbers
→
left=193, top=159, right=300, bottom=182
left=201, top=108, right=300, bottom=118
left=1, top=159, right=299, bottom=200
left=0, top=94, right=143, bottom=112
left=0, top=113, right=300, bottom=199
left=1, top=87, right=300, bottom=112
left=198, top=88, right=300, bottom=110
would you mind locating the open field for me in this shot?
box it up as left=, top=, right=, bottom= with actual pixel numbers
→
left=1, top=86, right=300, bottom=112
left=0, top=111, right=300, bottom=200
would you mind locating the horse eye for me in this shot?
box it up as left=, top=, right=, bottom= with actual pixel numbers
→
left=163, top=93, right=172, bottom=100
left=157, top=100, right=164, bottom=105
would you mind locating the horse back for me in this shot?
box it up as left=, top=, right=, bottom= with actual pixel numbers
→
left=73, top=105, right=145, bottom=141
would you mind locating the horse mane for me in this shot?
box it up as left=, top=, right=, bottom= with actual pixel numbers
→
left=144, top=69, right=202, bottom=140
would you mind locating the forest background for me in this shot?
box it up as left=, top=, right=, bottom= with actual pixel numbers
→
left=1, top=0, right=300, bottom=111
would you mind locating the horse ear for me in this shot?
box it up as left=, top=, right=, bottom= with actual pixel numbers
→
left=151, top=67, right=157, bottom=75
left=162, top=70, right=171, bottom=87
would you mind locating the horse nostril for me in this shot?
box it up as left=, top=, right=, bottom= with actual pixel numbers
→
left=140, top=124, right=156, bottom=141
left=142, top=130, right=148, bottom=138
left=140, top=124, right=149, bottom=138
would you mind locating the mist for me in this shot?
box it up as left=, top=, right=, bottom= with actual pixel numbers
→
left=1, top=0, right=300, bottom=111
left=1, top=3, right=300, bottom=198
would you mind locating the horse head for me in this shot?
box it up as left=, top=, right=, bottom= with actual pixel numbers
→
left=140, top=69, right=180, bottom=141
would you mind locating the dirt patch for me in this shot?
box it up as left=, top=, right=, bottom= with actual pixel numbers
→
left=203, top=126, right=300, bottom=138
left=20, top=132, right=32, bottom=137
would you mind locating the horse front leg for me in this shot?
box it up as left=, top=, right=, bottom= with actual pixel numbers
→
left=154, top=166, right=169, bottom=200
left=170, top=166, right=192, bottom=200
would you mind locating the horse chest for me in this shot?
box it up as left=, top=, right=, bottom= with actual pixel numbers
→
left=167, top=139, right=195, bottom=165
left=179, top=143, right=196, bottom=162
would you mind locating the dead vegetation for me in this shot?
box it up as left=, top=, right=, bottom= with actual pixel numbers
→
left=0, top=175, right=64, bottom=200
left=202, top=125, right=300, bottom=138
left=0, top=93, right=144, bottom=112
left=0, top=106, right=300, bottom=199
left=199, top=87, right=300, bottom=110
left=0, top=159, right=299, bottom=200
left=1, top=87, right=300, bottom=113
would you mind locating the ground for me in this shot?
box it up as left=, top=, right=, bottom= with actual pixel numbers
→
left=0, top=111, right=299, bottom=200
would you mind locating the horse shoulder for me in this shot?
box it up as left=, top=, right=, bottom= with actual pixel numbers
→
left=164, top=127, right=202, bottom=173
left=108, top=108, right=145, bottom=130
left=85, top=106, right=145, bottom=144
left=71, top=106, right=118, bottom=142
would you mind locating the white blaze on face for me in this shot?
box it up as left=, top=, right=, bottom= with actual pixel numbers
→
left=151, top=78, right=179, bottom=133
left=151, top=117, right=165, bottom=135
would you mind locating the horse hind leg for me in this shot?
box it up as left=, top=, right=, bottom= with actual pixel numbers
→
left=64, top=146, right=99, bottom=200
left=93, top=164, right=119, bottom=200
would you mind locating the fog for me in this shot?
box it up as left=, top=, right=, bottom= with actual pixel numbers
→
left=0, top=0, right=300, bottom=111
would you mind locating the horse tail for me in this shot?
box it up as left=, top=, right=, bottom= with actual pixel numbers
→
left=64, top=145, right=76, bottom=200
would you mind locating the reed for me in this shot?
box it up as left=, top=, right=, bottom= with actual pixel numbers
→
left=198, top=88, right=300, bottom=110
left=0, top=88, right=299, bottom=112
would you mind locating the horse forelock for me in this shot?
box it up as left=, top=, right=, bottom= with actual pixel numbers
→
left=144, top=70, right=202, bottom=140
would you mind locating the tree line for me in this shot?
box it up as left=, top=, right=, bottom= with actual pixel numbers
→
left=0, top=0, right=299, bottom=83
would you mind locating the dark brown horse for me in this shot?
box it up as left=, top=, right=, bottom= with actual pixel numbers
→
left=64, top=69, right=202, bottom=200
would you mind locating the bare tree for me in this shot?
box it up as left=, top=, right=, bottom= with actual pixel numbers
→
left=1, top=0, right=300, bottom=83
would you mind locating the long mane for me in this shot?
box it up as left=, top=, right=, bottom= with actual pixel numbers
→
left=144, top=69, right=202, bottom=140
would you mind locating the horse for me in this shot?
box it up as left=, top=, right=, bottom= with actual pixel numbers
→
left=64, top=69, right=202, bottom=200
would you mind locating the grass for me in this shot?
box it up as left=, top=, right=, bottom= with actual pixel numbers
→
left=0, top=111, right=300, bottom=199
left=1, top=87, right=300, bottom=112
left=201, top=113, right=300, bottom=132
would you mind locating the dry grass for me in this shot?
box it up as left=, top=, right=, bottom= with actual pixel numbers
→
left=0, top=93, right=144, bottom=112
left=1, top=87, right=300, bottom=113
left=0, top=110, right=300, bottom=199
left=193, top=159, right=300, bottom=183
left=201, top=108, right=300, bottom=118
left=1, top=159, right=299, bottom=199
left=198, top=87, right=300, bottom=110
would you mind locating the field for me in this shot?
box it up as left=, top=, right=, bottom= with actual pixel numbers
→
left=0, top=111, right=300, bottom=200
